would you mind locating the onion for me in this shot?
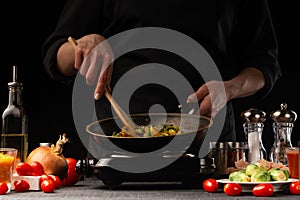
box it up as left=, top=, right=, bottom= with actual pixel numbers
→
left=26, top=133, right=69, bottom=180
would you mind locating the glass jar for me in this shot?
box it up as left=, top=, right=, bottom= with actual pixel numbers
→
left=208, top=142, right=245, bottom=177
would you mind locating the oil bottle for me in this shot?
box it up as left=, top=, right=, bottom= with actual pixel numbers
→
left=1, top=65, right=28, bottom=163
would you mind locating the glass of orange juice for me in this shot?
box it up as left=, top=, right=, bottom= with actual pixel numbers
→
left=286, top=147, right=299, bottom=179
left=0, top=148, right=17, bottom=193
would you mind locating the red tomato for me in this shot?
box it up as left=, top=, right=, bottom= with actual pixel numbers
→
left=224, top=183, right=242, bottom=196
left=41, top=179, right=55, bottom=193
left=0, top=183, right=9, bottom=195
left=30, top=161, right=45, bottom=176
left=49, top=175, right=62, bottom=189
left=202, top=178, right=219, bottom=192
left=39, top=174, right=54, bottom=184
left=13, top=180, right=30, bottom=192
left=252, top=183, right=274, bottom=197
left=15, top=162, right=33, bottom=176
left=62, top=158, right=81, bottom=186
left=290, top=181, right=300, bottom=195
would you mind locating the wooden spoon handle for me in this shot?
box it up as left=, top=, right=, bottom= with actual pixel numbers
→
left=104, top=90, right=137, bottom=135
left=68, top=36, right=78, bottom=48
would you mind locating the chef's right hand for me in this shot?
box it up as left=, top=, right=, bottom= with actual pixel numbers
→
left=73, top=34, right=114, bottom=100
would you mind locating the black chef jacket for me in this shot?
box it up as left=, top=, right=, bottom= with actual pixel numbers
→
left=42, top=0, right=281, bottom=143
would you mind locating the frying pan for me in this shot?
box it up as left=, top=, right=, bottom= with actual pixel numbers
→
left=86, top=113, right=212, bottom=154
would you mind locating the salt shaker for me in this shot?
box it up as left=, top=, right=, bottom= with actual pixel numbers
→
left=241, top=108, right=267, bottom=163
left=269, top=103, right=297, bottom=165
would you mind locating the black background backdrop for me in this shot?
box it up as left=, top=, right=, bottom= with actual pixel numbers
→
left=1, top=1, right=299, bottom=159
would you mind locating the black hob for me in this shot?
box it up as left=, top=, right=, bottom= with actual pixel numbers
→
left=87, top=153, right=215, bottom=188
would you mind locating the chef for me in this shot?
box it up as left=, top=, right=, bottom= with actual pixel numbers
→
left=42, top=0, right=281, bottom=158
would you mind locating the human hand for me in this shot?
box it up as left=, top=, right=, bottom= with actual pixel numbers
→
left=186, top=80, right=228, bottom=118
left=72, top=34, right=114, bottom=100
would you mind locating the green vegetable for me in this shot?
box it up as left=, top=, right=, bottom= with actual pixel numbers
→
left=229, top=171, right=240, bottom=181
left=229, top=170, right=251, bottom=182
left=251, top=170, right=271, bottom=182
left=268, top=168, right=289, bottom=181
left=114, top=124, right=182, bottom=137
left=255, top=162, right=268, bottom=171
left=245, top=163, right=260, bottom=176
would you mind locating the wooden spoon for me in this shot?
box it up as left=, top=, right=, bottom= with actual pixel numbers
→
left=68, top=36, right=138, bottom=137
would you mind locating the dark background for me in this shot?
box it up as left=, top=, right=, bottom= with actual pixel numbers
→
left=1, top=1, right=299, bottom=159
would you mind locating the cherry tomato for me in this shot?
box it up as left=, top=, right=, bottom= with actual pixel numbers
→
left=49, top=175, right=62, bottom=189
left=202, top=178, right=219, bottom=192
left=62, top=158, right=81, bottom=186
left=224, top=183, right=242, bottom=196
left=39, top=174, right=54, bottom=184
left=13, top=180, right=30, bottom=192
left=252, top=183, right=274, bottom=197
left=0, top=183, right=9, bottom=195
left=290, top=181, right=300, bottom=195
left=41, top=179, right=55, bottom=193
left=15, top=162, right=33, bottom=176
left=30, top=161, right=45, bottom=176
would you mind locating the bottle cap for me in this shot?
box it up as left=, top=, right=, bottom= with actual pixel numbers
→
left=8, top=65, right=23, bottom=88
left=241, top=108, right=266, bottom=123
left=270, top=103, right=297, bottom=123
left=210, top=142, right=245, bottom=149
left=39, top=143, right=51, bottom=147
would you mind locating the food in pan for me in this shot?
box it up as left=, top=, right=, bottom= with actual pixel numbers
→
left=112, top=124, right=182, bottom=138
